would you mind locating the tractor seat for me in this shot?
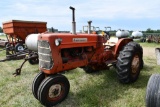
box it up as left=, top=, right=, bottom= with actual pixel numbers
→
left=104, top=37, right=118, bottom=48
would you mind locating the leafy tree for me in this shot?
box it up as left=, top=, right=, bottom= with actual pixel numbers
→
left=156, top=29, right=160, bottom=33
left=146, top=28, right=154, bottom=33
left=0, top=27, right=3, bottom=33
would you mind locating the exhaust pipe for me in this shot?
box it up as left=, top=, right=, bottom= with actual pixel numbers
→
left=69, top=6, right=76, bottom=34
left=88, top=20, right=92, bottom=34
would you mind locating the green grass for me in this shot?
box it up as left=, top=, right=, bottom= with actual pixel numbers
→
left=0, top=42, right=160, bottom=107
left=0, top=34, right=7, bottom=40
left=139, top=42, right=160, bottom=48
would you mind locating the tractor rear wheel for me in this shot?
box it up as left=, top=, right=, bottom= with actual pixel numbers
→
left=32, top=72, right=45, bottom=99
left=127, top=41, right=143, bottom=69
left=116, top=41, right=143, bottom=83
left=146, top=74, right=160, bottom=107
left=37, top=74, right=70, bottom=107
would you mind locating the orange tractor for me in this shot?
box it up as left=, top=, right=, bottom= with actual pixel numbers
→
left=30, top=7, right=143, bottom=106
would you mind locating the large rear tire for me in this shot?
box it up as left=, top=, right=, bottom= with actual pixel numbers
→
left=146, top=74, right=160, bottom=107
left=37, top=74, right=70, bottom=107
left=127, top=41, right=143, bottom=69
left=116, top=41, right=143, bottom=83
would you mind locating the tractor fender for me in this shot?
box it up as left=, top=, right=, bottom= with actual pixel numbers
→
left=114, top=38, right=133, bottom=58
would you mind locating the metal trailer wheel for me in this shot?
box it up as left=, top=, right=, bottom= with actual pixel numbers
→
left=6, top=43, right=11, bottom=51
left=116, top=41, right=143, bottom=83
left=37, top=74, right=70, bottom=107
left=146, top=74, right=160, bottom=107
left=28, top=53, right=39, bottom=65
left=15, top=43, right=24, bottom=52
left=32, top=72, right=45, bottom=99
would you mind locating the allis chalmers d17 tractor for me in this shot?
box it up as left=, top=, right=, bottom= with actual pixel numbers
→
left=29, top=7, right=143, bottom=106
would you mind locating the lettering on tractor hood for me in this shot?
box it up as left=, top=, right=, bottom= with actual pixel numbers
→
left=73, top=38, right=87, bottom=42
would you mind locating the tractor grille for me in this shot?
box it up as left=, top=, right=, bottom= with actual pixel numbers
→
left=38, top=40, right=53, bottom=70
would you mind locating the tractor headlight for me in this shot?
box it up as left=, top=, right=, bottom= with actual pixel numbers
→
left=55, top=38, right=62, bottom=46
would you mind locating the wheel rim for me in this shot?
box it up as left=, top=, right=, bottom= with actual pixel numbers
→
left=131, top=55, right=140, bottom=74
left=47, top=84, right=64, bottom=101
left=17, top=46, right=24, bottom=51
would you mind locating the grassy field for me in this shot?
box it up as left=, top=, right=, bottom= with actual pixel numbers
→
left=0, top=34, right=7, bottom=39
left=0, top=41, right=160, bottom=107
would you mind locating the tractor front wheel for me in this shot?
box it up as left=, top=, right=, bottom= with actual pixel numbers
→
left=32, top=72, right=45, bottom=99
left=146, top=74, right=160, bottom=107
left=116, top=41, right=143, bottom=83
left=37, top=74, right=70, bottom=107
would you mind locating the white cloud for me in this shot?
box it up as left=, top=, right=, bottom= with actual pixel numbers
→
left=74, top=0, right=160, bottom=19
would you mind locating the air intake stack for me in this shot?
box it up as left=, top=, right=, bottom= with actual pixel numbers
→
left=69, top=6, right=76, bottom=34
left=88, top=20, right=92, bottom=34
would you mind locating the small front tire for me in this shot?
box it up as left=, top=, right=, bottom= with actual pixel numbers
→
left=32, top=72, right=45, bottom=99
left=37, top=74, right=70, bottom=107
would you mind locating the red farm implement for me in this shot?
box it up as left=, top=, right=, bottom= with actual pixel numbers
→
left=0, top=20, right=47, bottom=61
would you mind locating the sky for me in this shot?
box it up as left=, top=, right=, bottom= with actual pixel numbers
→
left=1, top=0, right=160, bottom=32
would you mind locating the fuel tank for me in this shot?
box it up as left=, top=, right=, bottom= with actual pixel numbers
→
left=116, top=30, right=130, bottom=38
left=131, top=31, right=143, bottom=37
left=25, top=34, right=40, bottom=51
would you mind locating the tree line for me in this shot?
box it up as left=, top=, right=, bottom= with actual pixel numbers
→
left=143, top=28, right=160, bottom=33
left=0, top=26, right=160, bottom=33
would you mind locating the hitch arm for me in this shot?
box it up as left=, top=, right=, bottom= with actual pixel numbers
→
left=13, top=58, right=28, bottom=76
left=13, top=55, right=38, bottom=76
